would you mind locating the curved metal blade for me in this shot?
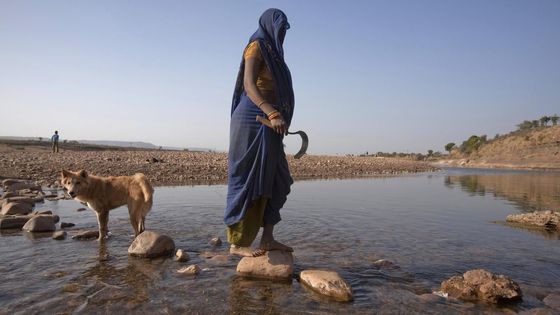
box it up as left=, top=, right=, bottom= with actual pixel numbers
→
left=287, top=130, right=308, bottom=159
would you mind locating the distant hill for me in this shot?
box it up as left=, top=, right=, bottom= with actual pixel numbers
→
left=0, top=136, right=213, bottom=152
left=77, top=140, right=158, bottom=149
left=439, top=126, right=560, bottom=169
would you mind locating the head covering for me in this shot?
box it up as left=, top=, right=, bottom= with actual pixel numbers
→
left=231, top=8, right=295, bottom=125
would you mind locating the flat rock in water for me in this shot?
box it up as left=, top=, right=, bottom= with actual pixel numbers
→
left=72, top=230, right=100, bottom=240
left=22, top=215, right=56, bottom=232
left=60, top=222, right=75, bottom=229
left=0, top=215, right=33, bottom=230
left=441, top=269, right=522, bottom=304
left=52, top=231, right=67, bottom=240
left=177, top=264, right=201, bottom=275
left=5, top=197, right=37, bottom=205
left=506, top=210, right=560, bottom=230
left=236, top=250, right=293, bottom=281
left=128, top=231, right=175, bottom=258
left=76, top=208, right=87, bottom=212
left=299, top=270, right=353, bottom=302
left=1, top=202, right=33, bottom=215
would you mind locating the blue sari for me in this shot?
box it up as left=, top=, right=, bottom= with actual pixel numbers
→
left=224, top=8, right=295, bottom=231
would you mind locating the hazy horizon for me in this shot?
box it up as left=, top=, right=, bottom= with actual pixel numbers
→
left=1, top=0, right=559, bottom=155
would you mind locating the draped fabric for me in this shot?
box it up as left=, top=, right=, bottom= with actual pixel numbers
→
left=224, top=8, right=294, bottom=231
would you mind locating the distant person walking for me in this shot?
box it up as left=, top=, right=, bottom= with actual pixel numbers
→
left=225, top=8, right=295, bottom=257
left=51, top=130, right=59, bottom=153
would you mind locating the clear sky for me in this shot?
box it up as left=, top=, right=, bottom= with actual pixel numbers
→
left=1, top=0, right=559, bottom=155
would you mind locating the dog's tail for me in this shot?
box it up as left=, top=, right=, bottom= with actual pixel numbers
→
left=136, top=173, right=154, bottom=204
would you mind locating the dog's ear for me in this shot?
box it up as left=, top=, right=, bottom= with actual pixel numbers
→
left=61, top=170, right=70, bottom=178
left=78, top=170, right=88, bottom=178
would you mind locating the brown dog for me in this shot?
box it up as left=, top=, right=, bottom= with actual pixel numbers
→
left=60, top=170, right=153, bottom=240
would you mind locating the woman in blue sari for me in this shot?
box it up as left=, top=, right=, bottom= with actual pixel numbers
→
left=225, top=8, right=295, bottom=257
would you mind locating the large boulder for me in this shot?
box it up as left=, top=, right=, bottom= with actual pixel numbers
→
left=1, top=202, right=33, bottom=215
left=506, top=211, right=560, bottom=230
left=128, top=231, right=175, bottom=258
left=236, top=250, right=293, bottom=281
left=22, top=215, right=56, bottom=232
left=299, top=270, right=353, bottom=302
left=441, top=269, right=522, bottom=304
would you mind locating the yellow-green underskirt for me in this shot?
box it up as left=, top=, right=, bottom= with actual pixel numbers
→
left=227, top=197, right=267, bottom=247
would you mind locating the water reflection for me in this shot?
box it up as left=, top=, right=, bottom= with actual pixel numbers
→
left=445, top=170, right=560, bottom=213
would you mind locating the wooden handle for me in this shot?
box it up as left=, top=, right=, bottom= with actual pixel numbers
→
left=256, top=115, right=273, bottom=128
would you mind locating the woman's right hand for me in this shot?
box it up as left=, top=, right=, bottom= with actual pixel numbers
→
left=270, top=116, right=288, bottom=135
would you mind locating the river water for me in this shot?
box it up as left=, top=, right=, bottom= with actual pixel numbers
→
left=1, top=168, right=559, bottom=314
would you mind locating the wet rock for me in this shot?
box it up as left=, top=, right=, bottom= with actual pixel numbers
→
left=0, top=215, right=33, bottom=229
left=519, top=308, right=557, bottom=315
left=22, top=215, right=56, bottom=232
left=236, top=250, right=293, bottom=281
left=37, top=210, right=52, bottom=215
left=372, top=259, right=399, bottom=269
left=544, top=291, right=560, bottom=310
left=128, top=231, right=175, bottom=258
left=506, top=211, right=560, bottom=230
left=175, top=249, right=190, bottom=262
left=4, top=196, right=37, bottom=205
left=76, top=207, right=87, bottom=212
left=4, top=181, right=41, bottom=192
left=207, top=254, right=230, bottom=265
left=62, top=283, right=80, bottom=293
left=441, top=269, right=522, bottom=304
left=1, top=191, right=16, bottom=198
left=52, top=231, right=67, bottom=240
left=210, top=237, right=222, bottom=246
left=177, top=264, right=201, bottom=275
left=418, top=293, right=445, bottom=303
left=60, top=222, right=75, bottom=229
left=1, top=202, right=33, bottom=215
left=72, top=230, right=100, bottom=240
left=299, top=270, right=353, bottom=302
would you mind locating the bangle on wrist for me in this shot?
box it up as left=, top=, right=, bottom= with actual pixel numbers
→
left=268, top=111, right=282, bottom=120
left=257, top=100, right=267, bottom=108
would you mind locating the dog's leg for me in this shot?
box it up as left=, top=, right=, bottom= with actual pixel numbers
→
left=96, top=211, right=109, bottom=240
left=128, top=203, right=141, bottom=237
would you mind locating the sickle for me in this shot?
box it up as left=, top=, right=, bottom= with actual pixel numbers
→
left=256, top=116, right=308, bottom=159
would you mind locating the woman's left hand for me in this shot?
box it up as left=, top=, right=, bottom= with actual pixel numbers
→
left=270, top=116, right=288, bottom=135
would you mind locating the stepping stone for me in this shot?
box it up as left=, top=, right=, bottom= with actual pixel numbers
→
left=236, top=250, right=293, bottom=281
left=299, top=269, right=353, bottom=302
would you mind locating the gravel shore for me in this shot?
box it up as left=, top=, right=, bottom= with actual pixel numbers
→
left=0, top=150, right=438, bottom=187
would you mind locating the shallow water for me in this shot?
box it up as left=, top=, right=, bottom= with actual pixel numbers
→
left=1, top=168, right=559, bottom=314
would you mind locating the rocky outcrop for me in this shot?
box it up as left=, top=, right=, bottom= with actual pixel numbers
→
left=236, top=250, right=293, bottom=281
left=506, top=210, right=559, bottom=230
left=128, top=231, right=175, bottom=258
left=22, top=215, right=56, bottom=232
left=441, top=269, right=522, bottom=304
left=299, top=270, right=353, bottom=302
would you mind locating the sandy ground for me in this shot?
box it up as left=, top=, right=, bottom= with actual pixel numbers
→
left=0, top=149, right=438, bottom=187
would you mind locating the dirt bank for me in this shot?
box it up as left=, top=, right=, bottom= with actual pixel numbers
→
left=0, top=150, right=438, bottom=186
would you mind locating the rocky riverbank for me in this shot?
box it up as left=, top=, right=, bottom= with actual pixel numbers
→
left=0, top=151, right=438, bottom=187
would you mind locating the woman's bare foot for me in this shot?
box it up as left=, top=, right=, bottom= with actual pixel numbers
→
left=258, top=239, right=293, bottom=252
left=229, top=245, right=254, bottom=257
